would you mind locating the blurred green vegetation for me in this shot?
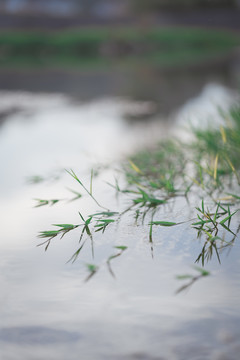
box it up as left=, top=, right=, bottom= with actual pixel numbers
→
left=126, top=106, right=240, bottom=198
left=0, top=27, right=239, bottom=69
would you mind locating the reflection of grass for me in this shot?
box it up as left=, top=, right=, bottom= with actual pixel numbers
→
left=0, top=27, right=239, bottom=69
left=176, top=266, right=211, bottom=294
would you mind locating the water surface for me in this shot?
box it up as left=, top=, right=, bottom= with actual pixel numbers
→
left=0, top=77, right=240, bottom=359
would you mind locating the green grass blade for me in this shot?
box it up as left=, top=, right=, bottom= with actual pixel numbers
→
left=150, top=221, right=177, bottom=226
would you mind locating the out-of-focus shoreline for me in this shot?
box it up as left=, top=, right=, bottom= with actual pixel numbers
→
left=0, top=8, right=240, bottom=31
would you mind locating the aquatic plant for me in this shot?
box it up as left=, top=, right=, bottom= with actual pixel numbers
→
left=35, top=105, right=240, bottom=289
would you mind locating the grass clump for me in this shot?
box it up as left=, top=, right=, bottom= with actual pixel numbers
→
left=126, top=106, right=240, bottom=197
left=125, top=139, right=186, bottom=196
left=34, top=105, right=240, bottom=288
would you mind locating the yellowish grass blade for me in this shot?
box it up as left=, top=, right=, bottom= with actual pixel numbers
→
left=213, top=154, right=219, bottom=180
left=220, top=126, right=227, bottom=144
left=129, top=160, right=143, bottom=174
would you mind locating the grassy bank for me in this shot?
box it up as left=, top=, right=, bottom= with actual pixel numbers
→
left=0, top=27, right=239, bottom=69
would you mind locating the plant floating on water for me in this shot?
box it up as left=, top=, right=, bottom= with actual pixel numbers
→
left=66, top=169, right=107, bottom=209
left=150, top=221, right=179, bottom=227
left=38, top=223, right=80, bottom=251
left=192, top=200, right=239, bottom=266
left=35, top=106, right=240, bottom=289
left=192, top=200, right=239, bottom=236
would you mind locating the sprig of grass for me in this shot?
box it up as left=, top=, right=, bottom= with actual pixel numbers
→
left=133, top=188, right=167, bottom=207
left=192, top=200, right=238, bottom=237
left=66, top=169, right=108, bottom=210
left=38, top=223, right=80, bottom=250
left=149, top=221, right=178, bottom=226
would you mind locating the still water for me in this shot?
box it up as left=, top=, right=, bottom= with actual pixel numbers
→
left=0, top=65, right=240, bottom=359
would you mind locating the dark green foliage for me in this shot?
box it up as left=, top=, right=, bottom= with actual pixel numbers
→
left=0, top=28, right=239, bottom=68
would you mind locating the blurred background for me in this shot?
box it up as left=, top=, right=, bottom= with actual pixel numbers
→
left=0, top=0, right=239, bottom=117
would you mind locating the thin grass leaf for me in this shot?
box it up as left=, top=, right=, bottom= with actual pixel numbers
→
left=95, top=219, right=115, bottom=224
left=85, top=217, right=92, bottom=226
left=192, top=218, right=212, bottom=226
left=225, top=156, right=240, bottom=184
left=38, top=230, right=59, bottom=238
left=213, top=154, right=219, bottom=180
left=78, top=212, right=85, bottom=223
left=220, top=125, right=227, bottom=143
left=220, top=210, right=238, bottom=225
left=66, top=169, right=107, bottom=209
left=212, top=242, right=221, bottom=264
left=213, top=203, right=220, bottom=223
left=128, top=159, right=143, bottom=174
left=226, top=193, right=240, bottom=200
left=220, top=223, right=236, bottom=235
left=149, top=197, right=167, bottom=205
left=227, top=205, right=231, bottom=228
left=89, top=211, right=119, bottom=217
left=106, top=178, right=121, bottom=192
left=53, top=224, right=78, bottom=230
left=150, top=221, right=177, bottom=226
left=114, top=246, right=128, bottom=251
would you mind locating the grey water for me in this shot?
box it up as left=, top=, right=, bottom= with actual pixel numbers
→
left=0, top=62, right=240, bottom=360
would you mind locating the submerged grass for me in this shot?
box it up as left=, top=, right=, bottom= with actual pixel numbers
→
left=35, top=105, right=240, bottom=289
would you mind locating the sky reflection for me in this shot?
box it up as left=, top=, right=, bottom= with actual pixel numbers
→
left=1, top=87, right=240, bottom=359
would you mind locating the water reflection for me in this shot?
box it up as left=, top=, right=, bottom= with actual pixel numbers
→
left=0, top=50, right=239, bottom=117
left=0, top=326, right=80, bottom=344
left=0, top=82, right=240, bottom=359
